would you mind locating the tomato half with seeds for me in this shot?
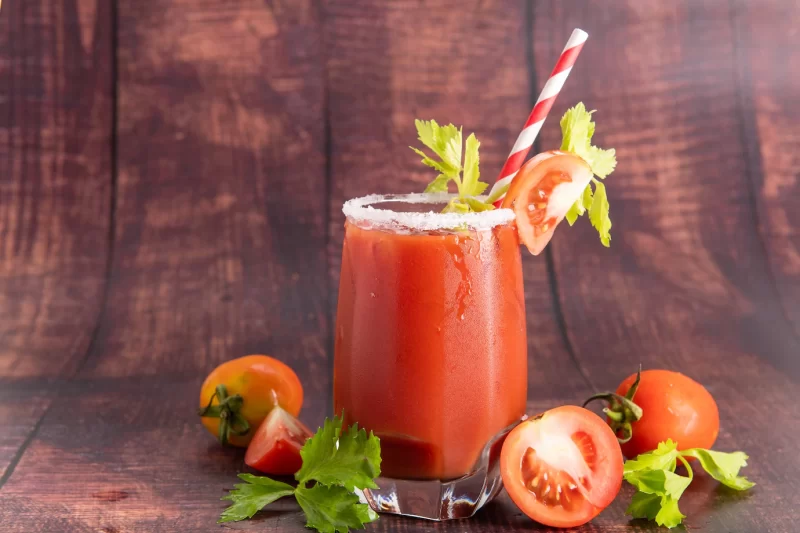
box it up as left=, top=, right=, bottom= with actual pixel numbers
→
left=500, top=405, right=623, bottom=528
left=502, top=151, right=593, bottom=255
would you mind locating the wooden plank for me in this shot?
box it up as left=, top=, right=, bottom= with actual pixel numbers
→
left=532, top=2, right=800, bottom=531
left=0, top=0, right=328, bottom=531
left=324, top=0, right=589, bottom=402
left=85, top=0, right=329, bottom=417
left=0, top=0, right=112, bottom=478
left=732, top=0, right=800, bottom=333
left=0, top=384, right=638, bottom=533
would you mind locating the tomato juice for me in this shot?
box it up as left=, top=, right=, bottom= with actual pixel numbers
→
left=334, top=195, right=527, bottom=480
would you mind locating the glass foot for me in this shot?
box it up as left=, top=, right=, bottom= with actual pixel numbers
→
left=361, top=420, right=521, bottom=520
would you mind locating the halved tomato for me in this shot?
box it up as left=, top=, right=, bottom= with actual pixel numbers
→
left=500, top=405, right=623, bottom=528
left=245, top=405, right=312, bottom=475
left=502, top=151, right=593, bottom=255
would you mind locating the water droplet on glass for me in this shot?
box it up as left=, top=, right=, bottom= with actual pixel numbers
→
left=459, top=313, right=466, bottom=321
left=370, top=292, right=376, bottom=298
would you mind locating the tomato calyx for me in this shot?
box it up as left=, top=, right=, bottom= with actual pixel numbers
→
left=198, top=384, right=251, bottom=446
left=583, top=366, right=643, bottom=443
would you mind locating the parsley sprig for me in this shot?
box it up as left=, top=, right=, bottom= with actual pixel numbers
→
left=220, top=415, right=381, bottom=532
left=560, top=103, right=617, bottom=246
left=624, top=439, right=755, bottom=528
left=410, top=120, right=494, bottom=213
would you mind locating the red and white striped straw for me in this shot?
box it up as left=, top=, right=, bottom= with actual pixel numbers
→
left=490, top=28, right=588, bottom=204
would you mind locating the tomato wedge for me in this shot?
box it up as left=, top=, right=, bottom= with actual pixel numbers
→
left=245, top=405, right=312, bottom=475
left=500, top=405, right=623, bottom=528
left=502, top=151, right=593, bottom=255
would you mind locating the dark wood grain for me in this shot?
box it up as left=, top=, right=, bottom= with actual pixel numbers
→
left=532, top=2, right=800, bottom=532
left=0, top=0, right=112, bottom=479
left=0, top=0, right=328, bottom=531
left=732, top=0, right=800, bottom=334
left=1, top=0, right=799, bottom=532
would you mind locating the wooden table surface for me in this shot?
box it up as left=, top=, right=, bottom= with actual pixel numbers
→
left=2, top=1, right=799, bottom=531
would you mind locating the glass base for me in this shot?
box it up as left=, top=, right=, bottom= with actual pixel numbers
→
left=361, top=419, right=522, bottom=520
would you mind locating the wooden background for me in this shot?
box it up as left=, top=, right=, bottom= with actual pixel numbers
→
left=1, top=0, right=799, bottom=531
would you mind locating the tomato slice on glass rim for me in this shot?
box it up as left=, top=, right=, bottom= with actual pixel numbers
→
left=245, top=405, right=313, bottom=476
left=502, top=151, right=593, bottom=255
left=500, top=405, right=623, bottom=528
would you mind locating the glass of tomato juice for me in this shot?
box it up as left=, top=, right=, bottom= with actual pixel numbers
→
left=334, top=194, right=527, bottom=520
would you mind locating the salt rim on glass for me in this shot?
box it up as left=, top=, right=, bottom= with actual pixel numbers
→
left=342, top=193, right=516, bottom=233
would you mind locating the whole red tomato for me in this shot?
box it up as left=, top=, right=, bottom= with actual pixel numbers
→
left=586, top=368, right=720, bottom=458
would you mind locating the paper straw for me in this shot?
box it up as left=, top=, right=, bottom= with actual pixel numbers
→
left=490, top=28, right=588, bottom=204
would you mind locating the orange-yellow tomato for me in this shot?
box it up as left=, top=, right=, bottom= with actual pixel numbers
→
left=199, top=355, right=303, bottom=447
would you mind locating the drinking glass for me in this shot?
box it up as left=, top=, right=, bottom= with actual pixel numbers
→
left=334, top=194, right=527, bottom=520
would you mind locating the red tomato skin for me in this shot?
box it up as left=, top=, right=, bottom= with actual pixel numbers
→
left=617, top=370, right=719, bottom=458
left=500, top=405, right=623, bottom=528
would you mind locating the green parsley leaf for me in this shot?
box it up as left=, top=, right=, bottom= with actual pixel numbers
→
left=681, top=449, right=755, bottom=490
left=623, top=441, right=754, bottom=529
left=411, top=121, right=493, bottom=212
left=626, top=490, right=662, bottom=520
left=589, top=180, right=612, bottom=247
left=584, top=144, right=617, bottom=178
left=296, top=418, right=381, bottom=491
left=424, top=174, right=451, bottom=193
left=565, top=185, right=594, bottom=226
left=413, top=119, right=461, bottom=176
left=627, top=490, right=686, bottom=528
left=624, top=468, right=691, bottom=499
left=411, top=147, right=453, bottom=176
left=295, top=484, right=378, bottom=533
left=655, top=496, right=686, bottom=528
left=443, top=200, right=471, bottom=214
left=560, top=103, right=617, bottom=178
left=624, top=440, right=679, bottom=475
left=461, top=133, right=481, bottom=196
left=560, top=102, right=595, bottom=155
left=558, top=103, right=617, bottom=244
left=565, top=200, right=582, bottom=226
left=465, top=197, right=495, bottom=212
left=218, top=474, right=294, bottom=523
left=220, top=414, right=382, bottom=532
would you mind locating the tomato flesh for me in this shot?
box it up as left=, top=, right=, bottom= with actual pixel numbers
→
left=245, top=406, right=312, bottom=475
left=521, top=170, right=573, bottom=237
left=501, top=405, right=623, bottom=528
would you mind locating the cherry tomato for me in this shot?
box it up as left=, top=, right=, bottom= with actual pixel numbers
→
left=500, top=406, right=623, bottom=528
left=245, top=405, right=312, bottom=475
left=198, top=355, right=303, bottom=447
left=502, top=151, right=593, bottom=255
left=616, top=370, right=719, bottom=458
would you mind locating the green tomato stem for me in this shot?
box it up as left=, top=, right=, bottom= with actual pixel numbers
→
left=198, top=384, right=251, bottom=446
